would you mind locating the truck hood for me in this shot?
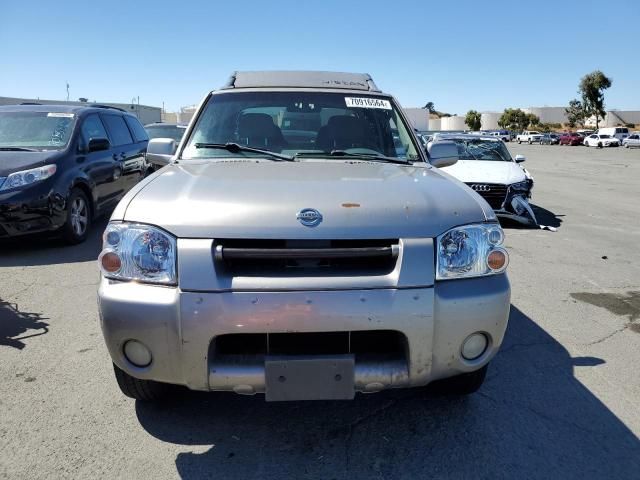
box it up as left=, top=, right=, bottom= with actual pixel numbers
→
left=0, top=150, right=60, bottom=177
left=441, top=160, right=527, bottom=185
left=119, top=160, right=490, bottom=239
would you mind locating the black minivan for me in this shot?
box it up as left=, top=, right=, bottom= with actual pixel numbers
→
left=0, top=104, right=149, bottom=243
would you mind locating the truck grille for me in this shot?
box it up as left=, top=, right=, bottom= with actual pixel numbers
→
left=213, top=239, right=399, bottom=276
left=466, top=183, right=507, bottom=209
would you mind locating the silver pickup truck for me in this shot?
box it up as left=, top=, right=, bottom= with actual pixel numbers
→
left=97, top=71, right=511, bottom=402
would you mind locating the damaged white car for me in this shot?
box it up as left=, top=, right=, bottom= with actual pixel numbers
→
left=429, top=134, right=536, bottom=225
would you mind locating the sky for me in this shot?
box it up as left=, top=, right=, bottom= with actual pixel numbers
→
left=1, top=0, right=639, bottom=114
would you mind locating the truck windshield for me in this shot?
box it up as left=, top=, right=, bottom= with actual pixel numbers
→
left=182, top=91, right=420, bottom=161
left=0, top=111, right=75, bottom=150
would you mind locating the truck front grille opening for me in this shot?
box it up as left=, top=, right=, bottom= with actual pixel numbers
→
left=211, top=330, right=407, bottom=359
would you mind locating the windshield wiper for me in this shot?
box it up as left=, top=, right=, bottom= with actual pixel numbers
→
left=193, top=143, right=294, bottom=161
left=323, top=150, right=411, bottom=165
left=0, top=147, right=39, bottom=152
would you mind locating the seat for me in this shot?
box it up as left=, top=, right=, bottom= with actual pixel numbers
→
left=237, top=113, right=287, bottom=151
left=315, top=115, right=372, bottom=152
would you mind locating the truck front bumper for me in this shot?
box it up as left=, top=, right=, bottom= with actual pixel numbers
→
left=98, top=274, right=510, bottom=395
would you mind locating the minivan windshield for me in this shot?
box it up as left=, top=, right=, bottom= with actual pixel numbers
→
left=182, top=92, right=420, bottom=162
left=447, top=138, right=513, bottom=162
left=0, top=111, right=75, bottom=150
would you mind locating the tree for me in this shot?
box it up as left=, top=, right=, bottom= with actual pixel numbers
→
left=422, top=102, right=435, bottom=114
left=578, top=70, right=612, bottom=130
left=465, top=110, right=482, bottom=131
left=565, top=99, right=586, bottom=128
left=498, top=108, right=539, bottom=132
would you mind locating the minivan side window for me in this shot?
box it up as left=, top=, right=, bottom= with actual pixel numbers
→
left=81, top=114, right=109, bottom=150
left=102, top=115, right=133, bottom=146
left=124, top=116, right=149, bottom=143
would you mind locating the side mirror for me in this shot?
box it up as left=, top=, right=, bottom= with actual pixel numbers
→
left=427, top=141, right=459, bottom=168
left=515, top=154, right=526, bottom=163
left=88, top=137, right=110, bottom=153
left=146, top=138, right=177, bottom=167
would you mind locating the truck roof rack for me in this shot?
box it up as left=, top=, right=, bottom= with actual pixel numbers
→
left=222, top=71, right=380, bottom=92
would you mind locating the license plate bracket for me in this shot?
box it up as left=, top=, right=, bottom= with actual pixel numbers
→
left=265, top=355, right=355, bottom=401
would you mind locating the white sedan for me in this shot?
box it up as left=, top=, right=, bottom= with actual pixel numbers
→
left=583, top=134, right=620, bottom=147
left=623, top=134, right=640, bottom=148
left=432, top=134, right=537, bottom=224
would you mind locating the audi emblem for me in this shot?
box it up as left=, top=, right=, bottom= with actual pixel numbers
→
left=471, top=184, right=491, bottom=192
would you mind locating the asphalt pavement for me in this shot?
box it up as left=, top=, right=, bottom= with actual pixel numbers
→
left=1, top=144, right=639, bottom=479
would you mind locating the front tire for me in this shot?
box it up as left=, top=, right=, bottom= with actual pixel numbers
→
left=61, top=188, right=91, bottom=244
left=113, top=363, right=171, bottom=402
left=431, top=364, right=488, bottom=395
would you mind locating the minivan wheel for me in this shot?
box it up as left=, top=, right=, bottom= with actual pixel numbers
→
left=61, top=188, right=91, bottom=244
left=431, top=364, right=488, bottom=395
left=113, top=363, right=171, bottom=402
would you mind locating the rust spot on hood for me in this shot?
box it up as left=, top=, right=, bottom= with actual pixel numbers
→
left=341, top=203, right=360, bottom=208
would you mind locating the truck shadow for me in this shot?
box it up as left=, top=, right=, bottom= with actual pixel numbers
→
left=0, top=299, right=49, bottom=349
left=135, top=306, right=639, bottom=479
left=0, top=218, right=107, bottom=267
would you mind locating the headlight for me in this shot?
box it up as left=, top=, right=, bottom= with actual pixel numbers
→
left=98, top=223, right=177, bottom=285
left=0, top=164, right=57, bottom=191
left=436, top=223, right=508, bottom=280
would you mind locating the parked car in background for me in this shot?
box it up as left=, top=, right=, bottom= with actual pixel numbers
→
left=597, top=127, right=629, bottom=143
left=144, top=122, right=187, bottom=142
left=576, top=129, right=594, bottom=136
left=431, top=133, right=537, bottom=225
left=144, top=123, right=188, bottom=169
left=516, top=131, right=543, bottom=144
left=0, top=104, right=148, bottom=243
left=488, top=130, right=510, bottom=142
left=622, top=133, right=640, bottom=148
left=583, top=134, right=620, bottom=148
left=559, top=132, right=584, bottom=146
left=540, top=133, right=559, bottom=145
left=98, top=71, right=511, bottom=403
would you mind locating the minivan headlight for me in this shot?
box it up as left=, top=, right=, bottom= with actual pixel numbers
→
left=98, top=223, right=177, bottom=285
left=436, top=223, right=508, bottom=280
left=0, top=164, right=57, bottom=191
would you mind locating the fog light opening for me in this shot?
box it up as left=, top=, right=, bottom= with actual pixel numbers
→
left=123, top=340, right=152, bottom=367
left=462, top=333, right=488, bottom=361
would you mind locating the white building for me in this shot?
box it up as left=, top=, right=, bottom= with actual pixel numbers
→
left=481, top=112, right=500, bottom=130
left=439, top=116, right=466, bottom=131
left=403, top=108, right=430, bottom=131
